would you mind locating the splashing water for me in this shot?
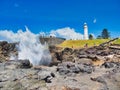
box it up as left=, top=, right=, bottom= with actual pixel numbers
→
left=0, top=27, right=51, bottom=65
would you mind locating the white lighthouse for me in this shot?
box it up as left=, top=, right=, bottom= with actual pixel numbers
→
left=84, top=23, right=88, bottom=40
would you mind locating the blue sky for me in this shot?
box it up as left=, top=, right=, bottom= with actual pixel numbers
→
left=0, top=0, right=120, bottom=38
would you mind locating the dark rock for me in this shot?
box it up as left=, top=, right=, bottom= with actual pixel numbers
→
left=49, top=52, right=62, bottom=66
left=49, top=60, right=61, bottom=66
left=37, top=69, right=55, bottom=83
left=55, top=52, right=63, bottom=61
left=63, top=48, right=73, bottom=54
left=51, top=73, right=55, bottom=77
left=57, top=67, right=70, bottom=75
left=13, top=78, right=18, bottom=81
left=102, top=62, right=115, bottom=68
left=87, top=55, right=98, bottom=60
left=72, top=49, right=79, bottom=54
left=0, top=79, right=2, bottom=82
left=57, top=62, right=73, bottom=75
left=91, top=76, right=106, bottom=84
left=78, top=63, right=94, bottom=74
left=49, top=45, right=57, bottom=53
left=57, top=62, right=94, bottom=75
left=70, top=65, right=80, bottom=74
left=19, top=60, right=32, bottom=68
left=4, top=59, right=32, bottom=69
left=62, top=55, right=75, bottom=62
left=0, top=41, right=8, bottom=47
left=0, top=41, right=17, bottom=62
left=43, top=76, right=52, bottom=83
left=85, top=47, right=96, bottom=54
left=100, top=51, right=109, bottom=56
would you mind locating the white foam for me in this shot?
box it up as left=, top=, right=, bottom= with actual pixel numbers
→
left=0, top=27, right=51, bottom=65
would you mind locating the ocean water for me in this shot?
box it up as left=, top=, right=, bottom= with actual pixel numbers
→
left=0, top=27, right=51, bottom=65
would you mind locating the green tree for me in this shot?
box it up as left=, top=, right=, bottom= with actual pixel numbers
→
left=101, top=29, right=110, bottom=39
left=97, top=35, right=102, bottom=39
left=89, top=34, right=94, bottom=40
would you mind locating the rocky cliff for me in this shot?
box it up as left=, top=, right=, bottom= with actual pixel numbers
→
left=0, top=41, right=120, bottom=90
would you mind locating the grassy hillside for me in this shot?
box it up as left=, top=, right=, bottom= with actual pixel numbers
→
left=58, top=39, right=120, bottom=48
left=113, top=39, right=120, bottom=44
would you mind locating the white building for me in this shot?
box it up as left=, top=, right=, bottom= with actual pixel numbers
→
left=84, top=23, right=88, bottom=40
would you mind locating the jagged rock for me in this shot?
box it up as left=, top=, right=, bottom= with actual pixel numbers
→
left=38, top=70, right=55, bottom=83
left=102, top=62, right=115, bottom=68
left=78, top=49, right=87, bottom=55
left=4, top=59, right=32, bottom=69
left=0, top=41, right=17, bottom=62
left=62, top=48, right=73, bottom=55
left=55, top=52, right=63, bottom=61
left=87, top=55, right=98, bottom=60
left=85, top=47, right=97, bottom=54
left=0, top=40, right=120, bottom=89
left=78, top=63, right=94, bottom=74
left=57, top=62, right=94, bottom=75
left=91, top=76, right=106, bottom=84
left=50, top=52, right=62, bottom=66
left=0, top=41, right=8, bottom=47
left=49, top=45, right=57, bottom=53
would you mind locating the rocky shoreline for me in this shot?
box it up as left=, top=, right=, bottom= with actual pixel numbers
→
left=0, top=41, right=120, bottom=90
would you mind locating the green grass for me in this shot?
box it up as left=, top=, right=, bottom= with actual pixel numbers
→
left=58, top=39, right=120, bottom=48
left=113, top=39, right=120, bottom=44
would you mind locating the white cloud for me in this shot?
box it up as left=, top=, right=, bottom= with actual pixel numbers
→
left=93, top=18, right=97, bottom=23
left=50, top=27, right=83, bottom=40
